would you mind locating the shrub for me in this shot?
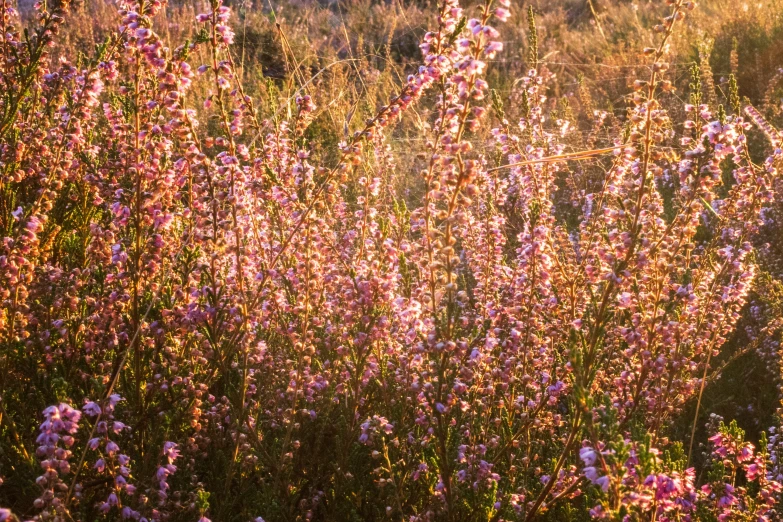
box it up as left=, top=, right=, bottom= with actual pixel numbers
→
left=1, top=0, right=783, bottom=520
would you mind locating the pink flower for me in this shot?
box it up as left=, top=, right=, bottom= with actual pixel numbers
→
left=494, top=7, right=510, bottom=21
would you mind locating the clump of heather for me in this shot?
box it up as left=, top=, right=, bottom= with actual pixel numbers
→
left=1, top=0, right=783, bottom=520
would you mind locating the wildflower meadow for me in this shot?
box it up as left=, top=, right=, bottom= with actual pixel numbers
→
left=2, top=0, right=783, bottom=520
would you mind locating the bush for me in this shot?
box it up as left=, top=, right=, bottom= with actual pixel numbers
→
left=1, top=0, right=783, bottom=520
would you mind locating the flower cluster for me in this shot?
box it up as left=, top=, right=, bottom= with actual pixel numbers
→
left=33, top=404, right=82, bottom=518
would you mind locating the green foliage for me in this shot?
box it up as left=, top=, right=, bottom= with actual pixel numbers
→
left=729, top=74, right=741, bottom=115
left=527, top=6, right=538, bottom=71
left=689, top=63, right=702, bottom=107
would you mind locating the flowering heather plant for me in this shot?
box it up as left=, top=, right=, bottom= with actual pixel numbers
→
left=1, top=0, right=783, bottom=520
